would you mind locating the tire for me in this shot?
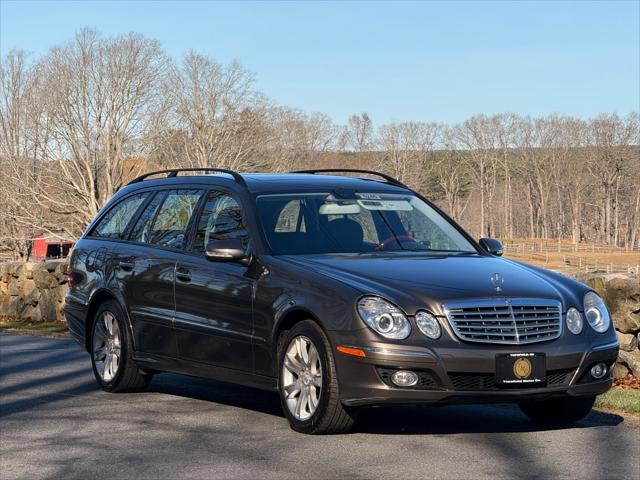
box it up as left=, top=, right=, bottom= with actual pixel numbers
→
left=89, top=300, right=151, bottom=392
left=519, top=395, right=596, bottom=424
left=278, top=320, right=358, bottom=434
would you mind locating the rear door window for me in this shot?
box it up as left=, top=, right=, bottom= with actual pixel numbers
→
left=146, top=190, right=203, bottom=249
left=90, top=192, right=148, bottom=239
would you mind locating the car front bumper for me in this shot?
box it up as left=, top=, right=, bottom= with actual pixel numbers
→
left=331, top=334, right=619, bottom=407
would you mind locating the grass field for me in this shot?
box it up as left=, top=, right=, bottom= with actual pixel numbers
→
left=596, top=388, right=640, bottom=416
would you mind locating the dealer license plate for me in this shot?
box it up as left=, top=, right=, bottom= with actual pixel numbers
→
left=495, top=353, right=546, bottom=387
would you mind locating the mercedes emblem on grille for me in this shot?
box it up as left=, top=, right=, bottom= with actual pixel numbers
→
left=490, top=273, right=504, bottom=294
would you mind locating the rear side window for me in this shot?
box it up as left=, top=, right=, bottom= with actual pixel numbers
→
left=147, top=190, right=202, bottom=249
left=275, top=200, right=306, bottom=233
left=192, top=191, right=247, bottom=253
left=90, top=193, right=148, bottom=239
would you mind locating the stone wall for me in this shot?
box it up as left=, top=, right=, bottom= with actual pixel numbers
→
left=1, top=260, right=639, bottom=377
left=580, top=274, right=640, bottom=378
left=0, top=260, right=69, bottom=322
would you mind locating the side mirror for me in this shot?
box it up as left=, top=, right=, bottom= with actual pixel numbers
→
left=205, top=239, right=249, bottom=265
left=479, top=238, right=504, bottom=256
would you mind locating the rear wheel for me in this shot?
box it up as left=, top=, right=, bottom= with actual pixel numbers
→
left=278, top=321, right=358, bottom=434
left=90, top=300, right=151, bottom=392
left=519, top=395, right=595, bottom=424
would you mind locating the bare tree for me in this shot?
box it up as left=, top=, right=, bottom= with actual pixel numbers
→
left=343, top=113, right=373, bottom=153
left=7, top=29, right=168, bottom=236
left=586, top=113, right=639, bottom=245
left=429, top=128, right=473, bottom=220
left=1, top=28, right=639, bottom=254
left=452, top=115, right=500, bottom=237
left=156, top=51, right=270, bottom=171
left=0, top=50, right=49, bottom=258
left=264, top=107, right=340, bottom=171
left=377, top=121, right=441, bottom=190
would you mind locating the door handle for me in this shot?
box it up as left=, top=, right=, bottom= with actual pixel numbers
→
left=176, top=269, right=192, bottom=282
left=118, top=261, right=135, bottom=272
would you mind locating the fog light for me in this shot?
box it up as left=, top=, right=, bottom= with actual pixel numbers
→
left=590, top=363, right=607, bottom=379
left=391, top=370, right=419, bottom=387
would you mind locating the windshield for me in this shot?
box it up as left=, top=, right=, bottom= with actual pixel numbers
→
left=256, top=192, right=477, bottom=255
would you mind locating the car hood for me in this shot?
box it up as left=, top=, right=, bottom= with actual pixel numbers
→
left=280, top=253, right=575, bottom=315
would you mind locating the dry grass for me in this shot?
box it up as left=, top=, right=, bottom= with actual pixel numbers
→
left=504, top=250, right=640, bottom=274
left=0, top=317, right=69, bottom=337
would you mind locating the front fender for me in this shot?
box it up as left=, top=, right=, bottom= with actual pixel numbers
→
left=252, top=256, right=363, bottom=376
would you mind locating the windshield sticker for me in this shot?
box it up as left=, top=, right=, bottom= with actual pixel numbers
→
left=357, top=199, right=413, bottom=211
left=355, top=193, right=382, bottom=200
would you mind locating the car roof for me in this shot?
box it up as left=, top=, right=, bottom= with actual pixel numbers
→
left=119, top=173, right=412, bottom=196
left=242, top=173, right=410, bottom=194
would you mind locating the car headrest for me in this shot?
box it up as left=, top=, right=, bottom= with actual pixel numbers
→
left=327, top=218, right=364, bottom=248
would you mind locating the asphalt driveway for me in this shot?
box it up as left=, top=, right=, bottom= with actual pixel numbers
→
left=1, top=332, right=638, bottom=479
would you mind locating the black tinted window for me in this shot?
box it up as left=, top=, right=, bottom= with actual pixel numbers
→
left=193, top=191, right=247, bottom=253
left=91, top=193, right=148, bottom=239
left=256, top=193, right=476, bottom=254
left=129, top=191, right=166, bottom=244
left=147, top=190, right=202, bottom=249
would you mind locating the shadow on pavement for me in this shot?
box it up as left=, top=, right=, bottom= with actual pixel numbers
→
left=353, top=403, right=624, bottom=435
left=1, top=333, right=635, bottom=480
left=148, top=373, right=285, bottom=418
left=146, top=373, right=624, bottom=435
left=1, top=332, right=625, bottom=436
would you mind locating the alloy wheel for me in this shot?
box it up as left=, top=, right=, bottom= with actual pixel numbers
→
left=281, top=336, right=323, bottom=420
left=92, top=311, right=121, bottom=382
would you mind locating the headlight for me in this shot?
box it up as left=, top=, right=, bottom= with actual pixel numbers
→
left=583, top=292, right=611, bottom=333
left=357, top=296, right=411, bottom=339
left=566, top=307, right=583, bottom=335
left=416, top=311, right=441, bottom=339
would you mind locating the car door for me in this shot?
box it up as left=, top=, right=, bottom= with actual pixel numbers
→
left=123, top=188, right=203, bottom=358
left=174, top=189, right=254, bottom=372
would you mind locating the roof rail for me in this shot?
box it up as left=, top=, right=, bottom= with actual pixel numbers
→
left=127, top=168, right=247, bottom=188
left=290, top=168, right=408, bottom=188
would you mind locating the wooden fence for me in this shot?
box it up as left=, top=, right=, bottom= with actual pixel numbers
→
left=504, top=244, right=639, bottom=275
left=503, top=241, right=639, bottom=254
left=561, top=255, right=639, bottom=275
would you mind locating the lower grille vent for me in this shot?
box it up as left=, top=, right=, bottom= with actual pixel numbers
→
left=449, top=368, right=574, bottom=390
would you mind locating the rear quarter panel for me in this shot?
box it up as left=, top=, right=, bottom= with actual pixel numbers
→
left=64, top=238, right=131, bottom=349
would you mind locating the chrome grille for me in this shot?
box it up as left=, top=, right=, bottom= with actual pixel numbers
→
left=443, top=298, right=562, bottom=345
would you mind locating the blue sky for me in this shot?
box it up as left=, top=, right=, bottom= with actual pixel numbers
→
left=1, top=0, right=638, bottom=124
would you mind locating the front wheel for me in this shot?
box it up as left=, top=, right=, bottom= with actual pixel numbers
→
left=519, top=395, right=596, bottom=424
left=278, top=321, right=358, bottom=434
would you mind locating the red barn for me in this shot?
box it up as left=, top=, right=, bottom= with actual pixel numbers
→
left=32, top=233, right=75, bottom=260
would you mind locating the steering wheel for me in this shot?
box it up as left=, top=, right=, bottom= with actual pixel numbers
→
left=375, top=235, right=417, bottom=251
